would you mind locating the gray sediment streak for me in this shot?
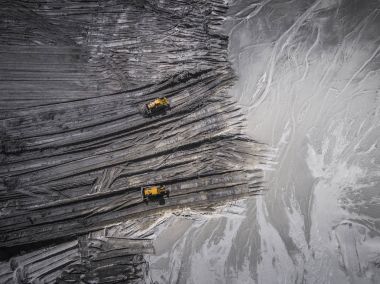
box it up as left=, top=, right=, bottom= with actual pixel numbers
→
left=0, top=0, right=264, bottom=282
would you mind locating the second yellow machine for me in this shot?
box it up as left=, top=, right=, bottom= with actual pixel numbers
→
left=141, top=185, right=170, bottom=203
left=141, top=97, right=170, bottom=116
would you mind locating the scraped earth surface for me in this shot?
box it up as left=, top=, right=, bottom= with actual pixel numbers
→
left=0, top=0, right=265, bottom=283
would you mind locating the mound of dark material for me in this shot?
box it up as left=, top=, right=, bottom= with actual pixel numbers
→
left=0, top=0, right=264, bottom=282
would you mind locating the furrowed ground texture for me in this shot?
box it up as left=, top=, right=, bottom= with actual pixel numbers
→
left=0, top=1, right=265, bottom=283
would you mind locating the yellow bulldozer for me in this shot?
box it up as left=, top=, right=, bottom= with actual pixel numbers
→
left=141, top=185, right=169, bottom=203
left=141, top=97, right=170, bottom=116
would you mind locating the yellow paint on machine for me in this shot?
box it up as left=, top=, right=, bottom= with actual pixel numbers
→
left=142, top=185, right=169, bottom=202
left=143, top=186, right=161, bottom=196
left=147, top=97, right=169, bottom=110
